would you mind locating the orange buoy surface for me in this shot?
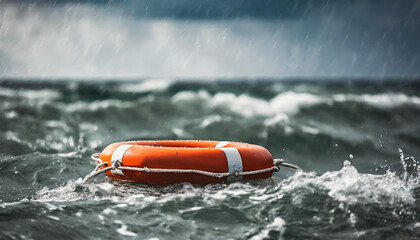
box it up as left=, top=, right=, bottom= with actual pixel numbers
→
left=96, top=140, right=274, bottom=185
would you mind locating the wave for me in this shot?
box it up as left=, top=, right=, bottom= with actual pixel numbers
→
left=33, top=152, right=419, bottom=207
left=2, top=149, right=415, bottom=239
left=249, top=217, right=286, bottom=240
left=172, top=90, right=420, bottom=118
left=1, top=82, right=419, bottom=163
left=34, top=179, right=116, bottom=202
left=283, top=161, right=416, bottom=206
left=62, top=99, right=138, bottom=112
left=1, top=82, right=419, bottom=119
left=1, top=81, right=419, bottom=239
left=172, top=90, right=323, bottom=117
left=25, top=160, right=418, bottom=240
left=117, top=79, right=172, bottom=93
left=333, top=93, right=420, bottom=108
left=0, top=86, right=61, bottom=100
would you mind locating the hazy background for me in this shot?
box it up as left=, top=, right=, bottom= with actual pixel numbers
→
left=1, top=0, right=420, bottom=79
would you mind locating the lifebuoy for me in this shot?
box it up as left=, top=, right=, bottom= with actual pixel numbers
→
left=95, top=140, right=274, bottom=185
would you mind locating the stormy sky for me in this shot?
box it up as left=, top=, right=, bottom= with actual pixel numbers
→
left=0, top=0, right=419, bottom=79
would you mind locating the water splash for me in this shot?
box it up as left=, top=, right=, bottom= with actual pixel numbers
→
left=399, top=148, right=420, bottom=185
left=33, top=152, right=419, bottom=209
left=281, top=159, right=417, bottom=206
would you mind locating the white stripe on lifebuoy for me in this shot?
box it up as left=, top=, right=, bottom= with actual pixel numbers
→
left=110, top=144, right=135, bottom=176
left=219, top=147, right=243, bottom=173
left=215, top=141, right=230, bottom=148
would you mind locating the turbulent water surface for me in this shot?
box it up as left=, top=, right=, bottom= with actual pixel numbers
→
left=0, top=79, right=419, bottom=239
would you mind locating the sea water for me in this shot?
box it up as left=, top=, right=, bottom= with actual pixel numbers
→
left=0, top=79, right=419, bottom=239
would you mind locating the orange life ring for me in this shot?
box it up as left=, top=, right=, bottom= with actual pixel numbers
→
left=96, top=140, right=274, bottom=185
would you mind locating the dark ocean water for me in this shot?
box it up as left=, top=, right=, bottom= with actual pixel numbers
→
left=0, top=79, right=419, bottom=239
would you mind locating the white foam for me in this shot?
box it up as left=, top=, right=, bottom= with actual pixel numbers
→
left=172, top=127, right=186, bottom=137
left=300, top=125, right=320, bottom=135
left=114, top=220, right=137, bottom=237
left=203, top=182, right=257, bottom=202
left=124, top=194, right=157, bottom=207
left=321, top=166, right=414, bottom=205
left=0, top=87, right=61, bottom=100
left=58, top=151, right=78, bottom=157
left=249, top=217, right=286, bottom=240
left=35, top=184, right=84, bottom=202
left=281, top=161, right=416, bottom=206
left=264, top=113, right=289, bottom=127
left=103, top=208, right=117, bottom=215
left=34, top=180, right=116, bottom=202
left=172, top=91, right=420, bottom=119
left=0, top=87, right=15, bottom=97
left=64, top=99, right=136, bottom=112
left=349, top=213, right=357, bottom=227
left=43, top=202, right=63, bottom=211
left=118, top=79, right=172, bottom=93
left=172, top=90, right=323, bottom=117
left=269, top=91, right=323, bottom=114
left=333, top=93, right=420, bottom=108
left=116, top=203, right=128, bottom=208
left=199, top=114, right=223, bottom=128
left=172, top=90, right=420, bottom=121
left=19, top=89, right=61, bottom=100
left=171, top=90, right=210, bottom=102
left=211, top=92, right=273, bottom=117
left=216, top=91, right=322, bottom=116
left=178, top=206, right=203, bottom=213
left=98, top=183, right=114, bottom=193
left=47, top=215, right=60, bottom=221
left=4, top=111, right=18, bottom=119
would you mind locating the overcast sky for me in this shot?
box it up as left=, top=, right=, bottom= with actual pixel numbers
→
left=0, top=0, right=419, bottom=79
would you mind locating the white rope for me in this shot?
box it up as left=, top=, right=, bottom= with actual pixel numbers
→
left=91, top=153, right=101, bottom=162
left=83, top=153, right=299, bottom=183
left=83, top=166, right=114, bottom=182
left=118, top=166, right=276, bottom=178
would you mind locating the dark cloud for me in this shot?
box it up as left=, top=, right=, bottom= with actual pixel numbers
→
left=1, top=0, right=419, bottom=78
left=3, top=0, right=419, bottom=21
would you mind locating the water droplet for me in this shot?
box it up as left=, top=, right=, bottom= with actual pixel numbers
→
left=343, top=160, right=351, bottom=167
left=349, top=154, right=353, bottom=159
